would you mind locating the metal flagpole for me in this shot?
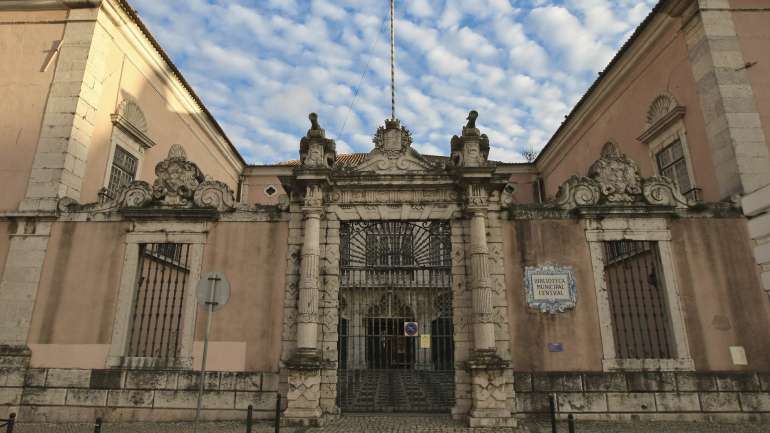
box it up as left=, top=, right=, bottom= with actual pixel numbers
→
left=390, top=0, right=396, bottom=120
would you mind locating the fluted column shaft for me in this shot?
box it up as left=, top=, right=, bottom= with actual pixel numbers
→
left=297, top=208, right=321, bottom=351
left=469, top=209, right=495, bottom=353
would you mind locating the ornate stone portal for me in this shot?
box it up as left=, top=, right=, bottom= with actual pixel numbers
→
left=280, top=112, right=515, bottom=427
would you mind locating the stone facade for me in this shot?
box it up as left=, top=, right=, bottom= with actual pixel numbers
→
left=2, top=0, right=770, bottom=428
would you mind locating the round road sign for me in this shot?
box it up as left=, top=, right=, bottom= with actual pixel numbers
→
left=196, top=272, right=230, bottom=312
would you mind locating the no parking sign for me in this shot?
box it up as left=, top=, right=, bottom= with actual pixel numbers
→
left=404, top=321, right=419, bottom=337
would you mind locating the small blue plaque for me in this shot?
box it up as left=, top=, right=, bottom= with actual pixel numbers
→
left=404, top=321, right=419, bottom=337
left=548, top=343, right=564, bottom=352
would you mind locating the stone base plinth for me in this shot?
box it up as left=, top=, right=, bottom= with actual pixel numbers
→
left=284, top=367, right=323, bottom=426
left=467, top=352, right=516, bottom=428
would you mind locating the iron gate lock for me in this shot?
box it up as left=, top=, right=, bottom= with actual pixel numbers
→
left=404, top=321, right=419, bottom=337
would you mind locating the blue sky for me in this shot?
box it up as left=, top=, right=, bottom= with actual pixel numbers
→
left=129, top=0, right=657, bottom=164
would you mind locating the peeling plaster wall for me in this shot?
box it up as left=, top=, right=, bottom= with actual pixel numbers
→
left=27, top=221, right=128, bottom=368
left=0, top=11, right=67, bottom=211
left=199, top=222, right=288, bottom=372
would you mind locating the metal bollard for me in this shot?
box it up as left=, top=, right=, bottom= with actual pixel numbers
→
left=274, top=393, right=281, bottom=433
left=94, top=416, right=103, bottom=433
left=6, top=413, right=16, bottom=433
left=568, top=413, right=576, bottom=433
left=549, top=394, right=557, bottom=433
left=246, top=404, right=253, bottom=433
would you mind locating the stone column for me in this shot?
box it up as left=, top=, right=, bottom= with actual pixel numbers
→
left=464, top=183, right=515, bottom=428
left=469, top=207, right=495, bottom=353
left=285, top=184, right=324, bottom=425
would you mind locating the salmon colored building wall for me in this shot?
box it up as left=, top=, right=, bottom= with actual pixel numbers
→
left=27, top=221, right=128, bottom=368
left=671, top=218, right=770, bottom=371
left=0, top=11, right=67, bottom=211
left=197, top=222, right=288, bottom=372
left=242, top=173, right=286, bottom=206
left=502, top=217, right=770, bottom=373
left=78, top=4, right=243, bottom=205
left=502, top=219, right=603, bottom=372
left=731, top=1, right=770, bottom=156
left=536, top=13, right=719, bottom=203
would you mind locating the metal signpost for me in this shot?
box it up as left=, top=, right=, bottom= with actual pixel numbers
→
left=193, top=272, right=230, bottom=433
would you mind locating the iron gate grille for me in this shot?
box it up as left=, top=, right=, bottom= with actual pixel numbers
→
left=338, top=221, right=455, bottom=413
left=127, top=243, right=191, bottom=359
left=603, top=240, right=675, bottom=359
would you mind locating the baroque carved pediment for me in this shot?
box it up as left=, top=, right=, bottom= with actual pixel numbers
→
left=58, top=144, right=236, bottom=214
left=353, top=118, right=439, bottom=174
left=552, top=142, right=691, bottom=210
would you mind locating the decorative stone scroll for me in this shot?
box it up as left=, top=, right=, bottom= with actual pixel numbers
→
left=57, top=144, right=236, bottom=213
left=450, top=110, right=490, bottom=168
left=524, top=264, right=577, bottom=314
left=353, top=118, right=437, bottom=174
left=553, top=142, right=691, bottom=210
left=299, top=113, right=337, bottom=169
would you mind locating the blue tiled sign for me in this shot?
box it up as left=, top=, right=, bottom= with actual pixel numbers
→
left=524, top=264, right=577, bottom=314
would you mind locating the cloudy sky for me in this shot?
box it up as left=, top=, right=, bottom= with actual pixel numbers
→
left=129, top=0, right=657, bottom=164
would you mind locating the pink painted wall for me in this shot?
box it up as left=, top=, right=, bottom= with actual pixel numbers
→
left=78, top=7, right=243, bottom=204
left=199, top=222, right=288, bottom=372
left=537, top=14, right=720, bottom=203
left=0, top=11, right=67, bottom=211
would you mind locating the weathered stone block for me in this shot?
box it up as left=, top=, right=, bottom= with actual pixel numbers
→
left=557, top=393, right=608, bottom=413
left=606, top=393, right=656, bottom=412
left=533, top=374, right=582, bottom=392
left=66, top=389, right=108, bottom=407
left=22, top=388, right=67, bottom=406
left=124, top=371, right=176, bottom=390
left=700, top=392, right=740, bottom=412
left=676, top=373, right=717, bottom=392
left=583, top=373, right=626, bottom=392
left=235, top=372, right=262, bottom=391
left=514, top=392, right=550, bottom=413
left=46, top=369, right=90, bottom=388
left=627, top=372, right=676, bottom=392
left=0, top=387, right=22, bottom=405
left=513, top=373, right=532, bottom=392
left=739, top=393, right=770, bottom=412
left=107, top=390, right=154, bottom=408
left=24, top=369, right=47, bottom=387
left=0, top=367, right=25, bottom=387
left=759, top=374, right=770, bottom=392
left=176, top=371, right=219, bottom=391
left=654, top=392, right=700, bottom=412
left=236, top=392, right=277, bottom=410
left=716, top=373, right=760, bottom=392
left=153, top=390, right=196, bottom=409
left=89, top=370, right=123, bottom=389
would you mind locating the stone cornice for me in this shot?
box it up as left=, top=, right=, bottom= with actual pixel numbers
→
left=0, top=0, right=102, bottom=10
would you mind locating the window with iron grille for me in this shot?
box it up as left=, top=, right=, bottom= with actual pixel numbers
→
left=107, top=146, right=138, bottom=199
left=603, top=240, right=675, bottom=359
left=656, top=140, right=696, bottom=200
left=126, top=243, right=191, bottom=359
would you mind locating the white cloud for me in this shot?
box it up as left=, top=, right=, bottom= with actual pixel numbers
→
left=130, top=0, right=655, bottom=163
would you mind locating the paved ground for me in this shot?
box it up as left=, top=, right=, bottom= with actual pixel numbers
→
left=6, top=415, right=770, bottom=433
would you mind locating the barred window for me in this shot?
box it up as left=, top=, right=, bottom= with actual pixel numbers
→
left=127, top=243, right=191, bottom=359
left=107, top=146, right=138, bottom=199
left=656, top=140, right=695, bottom=200
left=603, top=240, right=675, bottom=360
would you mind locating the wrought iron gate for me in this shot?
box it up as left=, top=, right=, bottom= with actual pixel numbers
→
left=337, top=221, right=455, bottom=413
